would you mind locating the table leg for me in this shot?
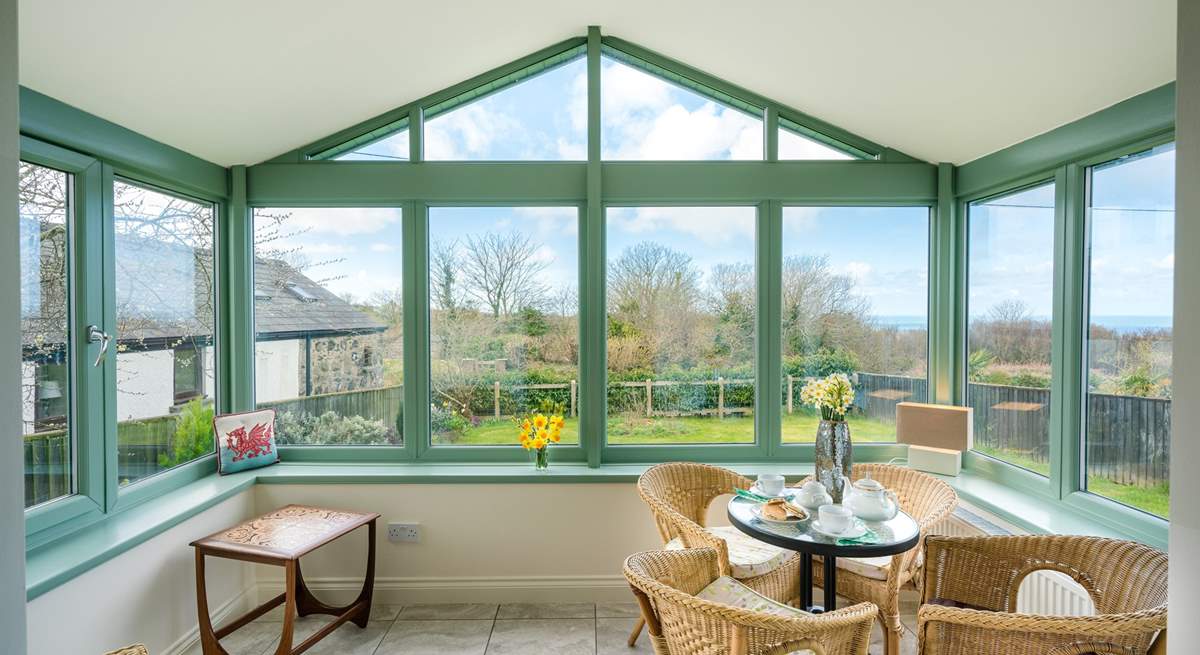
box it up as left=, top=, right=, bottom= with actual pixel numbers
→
left=195, top=549, right=231, bottom=655
left=799, top=552, right=813, bottom=611
left=294, top=520, right=375, bottom=628
left=272, top=561, right=298, bottom=655
left=823, top=555, right=837, bottom=612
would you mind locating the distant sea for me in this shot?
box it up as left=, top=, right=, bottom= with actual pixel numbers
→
left=874, top=315, right=1172, bottom=333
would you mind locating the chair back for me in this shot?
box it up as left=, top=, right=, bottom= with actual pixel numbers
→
left=103, top=646, right=149, bottom=655
left=638, top=462, right=751, bottom=544
left=850, top=464, right=957, bottom=579
left=625, top=548, right=877, bottom=655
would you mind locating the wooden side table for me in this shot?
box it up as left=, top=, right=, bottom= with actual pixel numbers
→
left=191, top=504, right=380, bottom=655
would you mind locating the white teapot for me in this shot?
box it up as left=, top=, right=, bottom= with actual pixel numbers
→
left=793, top=479, right=834, bottom=511
left=844, top=473, right=900, bottom=521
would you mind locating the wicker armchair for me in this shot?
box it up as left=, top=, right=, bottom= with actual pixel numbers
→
left=625, top=548, right=878, bottom=655
left=917, top=535, right=1168, bottom=655
left=631, top=463, right=804, bottom=645
left=103, top=646, right=149, bottom=655
left=807, top=464, right=957, bottom=655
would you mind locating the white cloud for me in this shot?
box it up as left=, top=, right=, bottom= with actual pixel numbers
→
left=843, top=261, right=872, bottom=281
left=298, top=242, right=354, bottom=255
left=369, top=243, right=395, bottom=253
left=1153, top=253, right=1174, bottom=270
left=609, top=206, right=755, bottom=246
left=277, top=207, right=401, bottom=236
left=779, top=129, right=854, bottom=160
left=514, top=206, right=579, bottom=236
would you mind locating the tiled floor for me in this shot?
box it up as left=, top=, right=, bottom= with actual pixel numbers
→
left=184, top=591, right=919, bottom=655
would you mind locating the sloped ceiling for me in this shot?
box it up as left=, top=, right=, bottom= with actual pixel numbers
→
left=18, top=0, right=1175, bottom=166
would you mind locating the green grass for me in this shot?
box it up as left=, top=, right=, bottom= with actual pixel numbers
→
left=974, top=446, right=1169, bottom=518
left=436, top=412, right=898, bottom=446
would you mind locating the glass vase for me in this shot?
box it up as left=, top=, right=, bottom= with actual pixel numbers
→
left=533, top=446, right=550, bottom=471
left=814, top=419, right=852, bottom=503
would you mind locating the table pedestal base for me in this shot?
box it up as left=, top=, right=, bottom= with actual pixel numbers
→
left=798, top=553, right=837, bottom=613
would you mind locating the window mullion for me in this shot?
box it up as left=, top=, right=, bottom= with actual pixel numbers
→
left=74, top=160, right=108, bottom=510
left=97, top=164, right=119, bottom=511
left=758, top=200, right=782, bottom=457
left=404, top=201, right=429, bottom=461
left=1054, top=164, right=1088, bottom=500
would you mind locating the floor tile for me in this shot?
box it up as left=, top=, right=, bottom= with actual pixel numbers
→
left=375, top=619, right=494, bottom=655
left=396, top=603, right=498, bottom=620
left=598, top=617, right=652, bottom=654
left=486, top=619, right=595, bottom=655
left=369, top=604, right=403, bottom=622
left=497, top=602, right=595, bottom=619
left=595, top=601, right=641, bottom=618
left=264, top=618, right=390, bottom=655
left=180, top=621, right=282, bottom=655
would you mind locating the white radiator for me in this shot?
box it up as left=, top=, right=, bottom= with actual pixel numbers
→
left=931, top=511, right=1096, bottom=617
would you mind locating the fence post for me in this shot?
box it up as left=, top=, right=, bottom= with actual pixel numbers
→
left=718, top=377, right=725, bottom=419
left=570, top=380, right=577, bottom=417
left=493, top=381, right=501, bottom=418
left=787, top=375, right=794, bottom=414
left=645, top=379, right=653, bottom=417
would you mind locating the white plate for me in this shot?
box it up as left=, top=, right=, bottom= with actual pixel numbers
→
left=749, top=482, right=797, bottom=499
left=810, top=519, right=867, bottom=540
left=751, top=504, right=809, bottom=525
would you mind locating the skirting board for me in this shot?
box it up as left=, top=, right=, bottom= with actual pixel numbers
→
left=164, top=585, right=258, bottom=655
left=257, top=574, right=633, bottom=606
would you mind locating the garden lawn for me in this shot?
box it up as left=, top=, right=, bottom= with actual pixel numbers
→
left=441, top=412, right=897, bottom=446
left=974, top=446, right=1168, bottom=518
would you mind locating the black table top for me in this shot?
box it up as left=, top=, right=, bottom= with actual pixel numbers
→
left=727, top=495, right=921, bottom=558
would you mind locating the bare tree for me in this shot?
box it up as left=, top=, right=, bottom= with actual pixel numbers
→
left=430, top=239, right=466, bottom=314
left=368, top=289, right=404, bottom=327
left=460, top=231, right=548, bottom=317
left=608, top=242, right=701, bottom=321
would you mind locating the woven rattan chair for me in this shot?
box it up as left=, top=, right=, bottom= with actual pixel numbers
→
left=626, top=547, right=878, bottom=655
left=102, top=646, right=149, bottom=655
left=917, top=534, right=1168, bottom=655
left=806, top=464, right=957, bottom=655
left=630, top=463, right=803, bottom=645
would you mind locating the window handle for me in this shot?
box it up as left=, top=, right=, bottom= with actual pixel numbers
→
left=87, top=325, right=111, bottom=368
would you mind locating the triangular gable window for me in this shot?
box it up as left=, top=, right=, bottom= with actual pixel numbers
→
left=778, top=117, right=864, bottom=160
left=424, top=47, right=586, bottom=160
left=600, top=49, right=763, bottom=160
left=315, top=118, right=410, bottom=161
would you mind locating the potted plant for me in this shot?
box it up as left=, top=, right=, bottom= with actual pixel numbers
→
left=800, top=373, right=856, bottom=503
left=516, top=399, right=565, bottom=471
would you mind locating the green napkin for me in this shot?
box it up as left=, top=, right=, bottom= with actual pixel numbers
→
left=837, top=525, right=881, bottom=546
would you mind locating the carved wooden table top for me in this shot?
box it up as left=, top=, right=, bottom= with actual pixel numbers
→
left=191, top=504, right=380, bottom=560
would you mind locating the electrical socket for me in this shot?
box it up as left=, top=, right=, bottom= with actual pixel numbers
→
left=387, top=522, right=420, bottom=543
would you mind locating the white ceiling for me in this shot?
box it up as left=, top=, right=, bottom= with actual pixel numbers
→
left=18, top=0, right=1176, bottom=166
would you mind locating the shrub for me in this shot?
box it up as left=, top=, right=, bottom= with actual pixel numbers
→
left=274, top=410, right=390, bottom=445
left=159, top=399, right=214, bottom=468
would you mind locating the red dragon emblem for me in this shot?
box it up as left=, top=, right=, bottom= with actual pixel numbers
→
left=225, top=421, right=274, bottom=462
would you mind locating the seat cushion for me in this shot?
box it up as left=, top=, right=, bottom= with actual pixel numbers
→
left=836, top=555, right=892, bottom=581
left=665, top=525, right=791, bottom=579
left=696, top=576, right=810, bottom=619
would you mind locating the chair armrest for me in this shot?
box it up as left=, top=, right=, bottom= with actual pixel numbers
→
left=919, top=603, right=1166, bottom=639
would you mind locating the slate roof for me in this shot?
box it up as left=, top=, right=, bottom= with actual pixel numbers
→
left=20, top=217, right=385, bottom=350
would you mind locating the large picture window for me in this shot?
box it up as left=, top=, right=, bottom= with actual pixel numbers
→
left=428, top=207, right=580, bottom=445
left=781, top=207, right=929, bottom=443
left=1083, top=143, right=1174, bottom=518
left=966, top=182, right=1056, bottom=475
left=19, top=162, right=73, bottom=508
left=113, top=181, right=217, bottom=486
left=605, top=206, right=757, bottom=444
left=253, top=208, right=404, bottom=446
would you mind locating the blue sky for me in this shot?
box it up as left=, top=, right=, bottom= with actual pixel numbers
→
left=273, top=62, right=1174, bottom=325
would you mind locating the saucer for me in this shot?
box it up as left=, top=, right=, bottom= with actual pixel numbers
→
left=810, top=519, right=867, bottom=540
left=749, top=482, right=796, bottom=499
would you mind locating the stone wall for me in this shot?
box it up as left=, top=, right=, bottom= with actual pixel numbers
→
left=303, top=333, right=385, bottom=395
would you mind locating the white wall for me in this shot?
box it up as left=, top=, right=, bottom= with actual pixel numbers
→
left=1169, top=2, right=1197, bottom=652
left=253, top=483, right=670, bottom=604
left=1, top=0, right=27, bottom=649
left=116, top=349, right=175, bottom=421
left=254, top=339, right=301, bottom=403
left=25, top=490, right=257, bottom=655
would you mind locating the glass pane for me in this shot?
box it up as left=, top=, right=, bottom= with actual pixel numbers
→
left=606, top=206, right=757, bottom=444
left=334, top=129, right=410, bottom=161
left=601, top=55, right=763, bottom=160
left=781, top=207, right=929, bottom=443
left=778, top=126, right=857, bottom=160
left=113, top=181, right=216, bottom=486
left=1084, top=143, right=1174, bottom=518
left=425, top=55, right=586, bottom=161
left=19, top=162, right=73, bottom=508
left=966, top=182, right=1056, bottom=475
left=428, top=207, right=579, bottom=445
left=253, top=208, right=404, bottom=446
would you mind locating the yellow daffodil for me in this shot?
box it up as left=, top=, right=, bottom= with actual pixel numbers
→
left=521, top=419, right=532, bottom=431
left=550, top=428, right=561, bottom=443
left=531, top=437, right=546, bottom=450
left=533, top=414, right=548, bottom=430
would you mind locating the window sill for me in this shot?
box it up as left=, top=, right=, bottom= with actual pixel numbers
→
left=25, top=460, right=1164, bottom=600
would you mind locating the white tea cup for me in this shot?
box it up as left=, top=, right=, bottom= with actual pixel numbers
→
left=756, top=474, right=785, bottom=496
left=818, top=504, right=854, bottom=534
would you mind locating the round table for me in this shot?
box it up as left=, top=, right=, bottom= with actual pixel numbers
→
left=727, top=495, right=920, bottom=613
